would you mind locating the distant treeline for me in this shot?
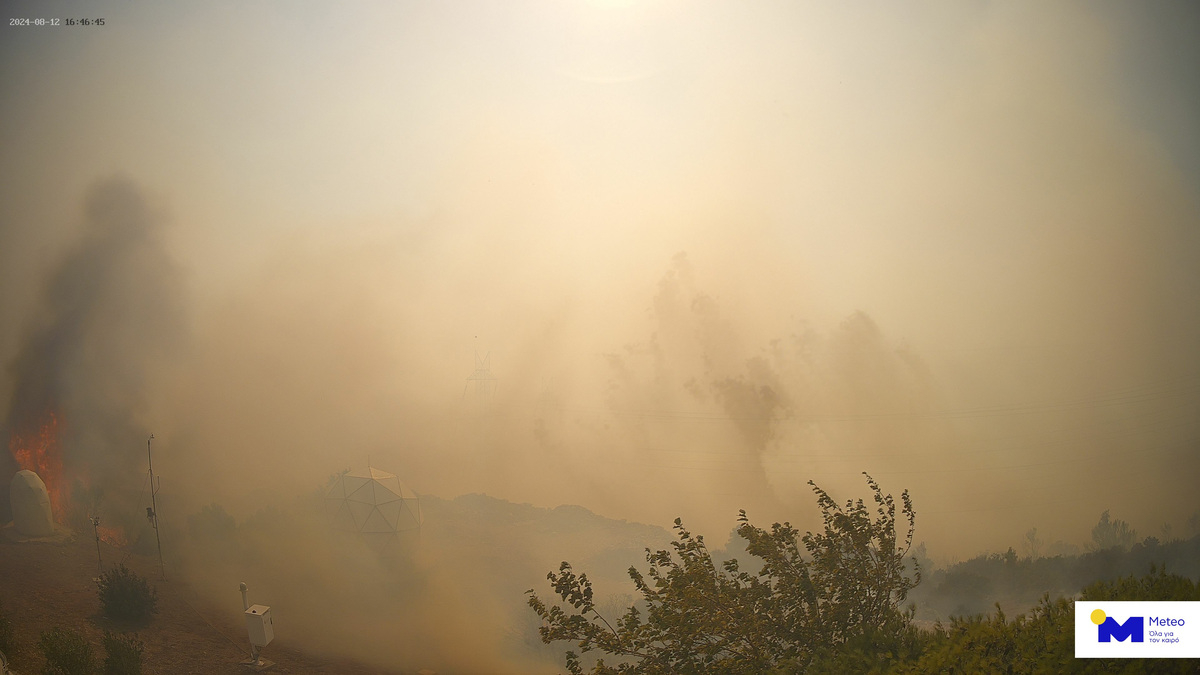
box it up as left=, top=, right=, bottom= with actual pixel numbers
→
left=912, top=534, right=1200, bottom=622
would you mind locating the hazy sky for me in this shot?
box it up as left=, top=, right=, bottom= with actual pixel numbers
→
left=2, top=0, right=1199, bottom=558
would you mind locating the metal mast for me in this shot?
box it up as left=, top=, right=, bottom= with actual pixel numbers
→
left=89, top=515, right=102, bottom=573
left=147, top=433, right=165, bottom=580
left=464, top=351, right=497, bottom=400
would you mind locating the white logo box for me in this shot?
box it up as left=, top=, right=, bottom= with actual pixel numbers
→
left=1075, top=601, right=1200, bottom=658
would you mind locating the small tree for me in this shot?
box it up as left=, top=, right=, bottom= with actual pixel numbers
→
left=1022, top=527, right=1042, bottom=559
left=527, top=473, right=919, bottom=674
left=39, top=627, right=94, bottom=675
left=1090, top=510, right=1136, bottom=551
left=97, top=565, right=157, bottom=623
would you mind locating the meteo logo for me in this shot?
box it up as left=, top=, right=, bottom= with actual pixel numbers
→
left=1091, top=609, right=1143, bottom=642
left=1076, top=601, right=1198, bottom=658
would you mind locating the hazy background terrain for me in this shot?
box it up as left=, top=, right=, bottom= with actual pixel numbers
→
left=2, top=0, right=1199, bottom=671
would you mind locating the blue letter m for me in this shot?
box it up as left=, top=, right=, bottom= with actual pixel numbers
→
left=1099, top=616, right=1144, bottom=642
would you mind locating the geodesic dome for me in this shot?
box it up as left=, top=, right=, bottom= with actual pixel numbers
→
left=325, top=467, right=421, bottom=552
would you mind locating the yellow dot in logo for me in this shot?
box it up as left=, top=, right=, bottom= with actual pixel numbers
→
left=1091, top=609, right=1107, bottom=625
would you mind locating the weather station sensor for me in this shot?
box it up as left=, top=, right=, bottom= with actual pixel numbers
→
left=239, top=582, right=275, bottom=671
left=246, top=605, right=274, bottom=647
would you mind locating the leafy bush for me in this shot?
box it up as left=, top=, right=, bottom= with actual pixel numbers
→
left=38, top=627, right=94, bottom=675
left=102, top=631, right=143, bottom=675
left=97, top=565, right=157, bottom=623
left=528, top=473, right=919, bottom=674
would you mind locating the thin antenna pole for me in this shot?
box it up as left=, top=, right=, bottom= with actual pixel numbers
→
left=90, top=515, right=102, bottom=573
left=147, top=433, right=165, bottom=580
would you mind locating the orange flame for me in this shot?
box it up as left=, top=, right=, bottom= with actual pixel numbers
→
left=9, top=410, right=68, bottom=522
left=96, top=525, right=128, bottom=547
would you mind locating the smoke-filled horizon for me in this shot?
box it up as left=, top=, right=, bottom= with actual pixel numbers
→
left=3, top=0, right=1198, bottom=588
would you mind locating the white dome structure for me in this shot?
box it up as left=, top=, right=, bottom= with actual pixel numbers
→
left=10, top=469, right=55, bottom=537
left=325, top=467, right=421, bottom=553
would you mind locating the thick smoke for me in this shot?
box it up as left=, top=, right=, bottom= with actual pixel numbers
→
left=2, top=2, right=1199, bottom=671
left=555, top=252, right=946, bottom=530
left=2, top=177, right=185, bottom=526
left=1, top=174, right=1194, bottom=670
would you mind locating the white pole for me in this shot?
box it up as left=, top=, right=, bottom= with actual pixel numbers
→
left=239, top=582, right=261, bottom=665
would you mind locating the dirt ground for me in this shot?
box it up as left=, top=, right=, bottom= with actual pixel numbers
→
left=0, top=531, right=411, bottom=674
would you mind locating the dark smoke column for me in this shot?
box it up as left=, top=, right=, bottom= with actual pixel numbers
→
left=2, top=177, right=185, bottom=523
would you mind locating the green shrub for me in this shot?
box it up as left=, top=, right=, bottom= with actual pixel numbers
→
left=97, top=565, right=157, bottom=623
left=529, top=473, right=920, bottom=674
left=887, top=567, right=1200, bottom=675
left=101, top=631, right=143, bottom=675
left=1084, top=563, right=1199, bottom=602
left=38, top=627, right=94, bottom=675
